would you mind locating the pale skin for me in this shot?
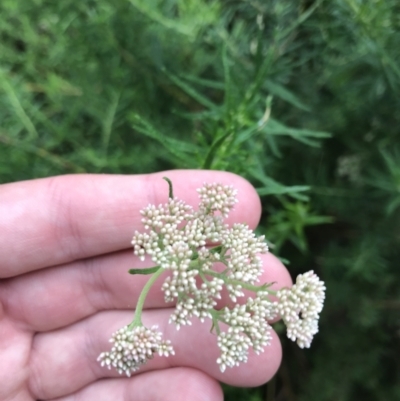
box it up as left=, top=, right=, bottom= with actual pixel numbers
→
left=0, top=170, right=292, bottom=401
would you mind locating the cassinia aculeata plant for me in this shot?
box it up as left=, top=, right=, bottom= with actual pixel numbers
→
left=98, top=178, right=326, bottom=376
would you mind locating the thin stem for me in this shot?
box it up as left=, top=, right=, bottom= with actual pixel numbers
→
left=198, top=270, right=210, bottom=283
left=163, top=176, right=174, bottom=199
left=209, top=309, right=221, bottom=335
left=129, top=266, right=164, bottom=329
left=202, top=269, right=277, bottom=293
left=201, top=269, right=224, bottom=279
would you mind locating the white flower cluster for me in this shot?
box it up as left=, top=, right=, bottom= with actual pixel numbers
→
left=132, top=182, right=269, bottom=310
left=97, top=325, right=174, bottom=377
left=99, top=182, right=326, bottom=375
left=222, top=224, right=269, bottom=281
left=276, top=271, right=326, bottom=348
left=168, top=276, right=225, bottom=328
left=197, top=182, right=238, bottom=217
left=216, top=299, right=273, bottom=372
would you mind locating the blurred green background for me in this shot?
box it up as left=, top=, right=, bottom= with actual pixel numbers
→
left=1, top=0, right=399, bottom=400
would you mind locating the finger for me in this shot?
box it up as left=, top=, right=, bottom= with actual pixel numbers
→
left=2, top=252, right=292, bottom=331
left=50, top=368, right=223, bottom=401
left=0, top=171, right=261, bottom=278
left=29, top=309, right=282, bottom=399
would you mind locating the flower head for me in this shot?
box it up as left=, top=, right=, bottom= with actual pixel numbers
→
left=216, top=301, right=273, bottom=372
left=98, top=325, right=174, bottom=377
left=276, top=270, right=326, bottom=348
left=197, top=182, right=238, bottom=217
left=98, top=180, right=326, bottom=375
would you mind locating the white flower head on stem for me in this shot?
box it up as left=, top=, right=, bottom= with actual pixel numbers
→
left=216, top=300, right=273, bottom=372
left=98, top=325, right=174, bottom=377
left=197, top=183, right=238, bottom=217
left=276, top=270, right=326, bottom=348
left=98, top=180, right=326, bottom=375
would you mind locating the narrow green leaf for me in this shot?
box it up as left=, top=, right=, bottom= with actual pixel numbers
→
left=262, top=118, right=331, bottom=144
left=264, top=80, right=310, bottom=111
left=127, top=0, right=194, bottom=37
left=251, top=168, right=310, bottom=200
left=202, top=131, right=232, bottom=169
left=162, top=68, right=217, bottom=110
left=0, top=70, right=38, bottom=140
left=130, top=114, right=201, bottom=165
left=222, top=44, right=233, bottom=111
left=180, top=74, right=225, bottom=90
left=276, top=0, right=322, bottom=41
left=386, top=197, right=400, bottom=215
left=266, top=135, right=282, bottom=158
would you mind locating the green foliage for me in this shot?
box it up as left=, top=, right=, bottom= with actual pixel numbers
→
left=1, top=0, right=399, bottom=400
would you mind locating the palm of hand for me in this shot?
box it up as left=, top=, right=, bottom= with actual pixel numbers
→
left=0, top=172, right=291, bottom=401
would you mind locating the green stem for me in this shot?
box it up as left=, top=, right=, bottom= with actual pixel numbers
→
left=198, top=270, right=209, bottom=283
left=201, top=269, right=223, bottom=279
left=202, top=269, right=277, bottom=294
left=129, top=266, right=164, bottom=329
left=209, top=309, right=221, bottom=335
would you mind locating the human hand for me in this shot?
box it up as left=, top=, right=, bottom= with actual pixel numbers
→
left=0, top=171, right=292, bottom=401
